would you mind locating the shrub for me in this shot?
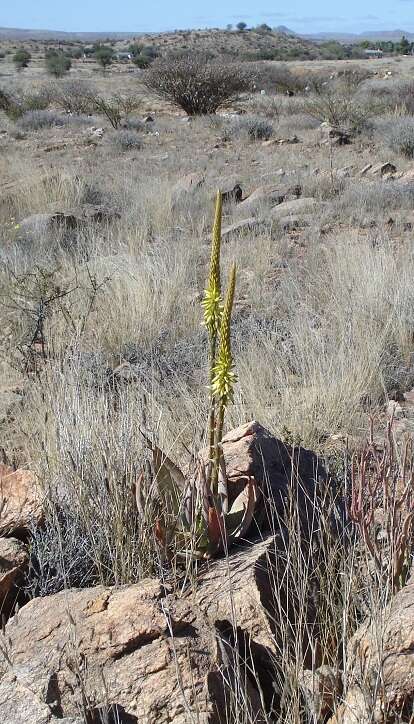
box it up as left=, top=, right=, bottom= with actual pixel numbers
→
left=13, top=48, right=31, bottom=70
left=229, top=114, right=274, bottom=140
left=111, top=129, right=143, bottom=151
left=378, top=116, right=414, bottom=158
left=143, top=53, right=253, bottom=115
left=91, top=94, right=140, bottom=129
left=17, top=110, right=68, bottom=131
left=124, top=116, right=145, bottom=131
left=306, top=84, right=369, bottom=135
left=95, top=46, right=113, bottom=68
left=52, top=80, right=94, bottom=114
left=45, top=52, right=72, bottom=78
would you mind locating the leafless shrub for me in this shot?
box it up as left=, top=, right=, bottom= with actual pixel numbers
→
left=349, top=419, right=414, bottom=593
left=111, top=129, right=143, bottom=151
left=143, top=53, right=253, bottom=115
left=52, top=79, right=95, bottom=114
left=306, top=81, right=370, bottom=135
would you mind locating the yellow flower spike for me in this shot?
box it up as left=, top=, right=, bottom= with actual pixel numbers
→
left=212, top=263, right=237, bottom=407
left=202, top=191, right=223, bottom=337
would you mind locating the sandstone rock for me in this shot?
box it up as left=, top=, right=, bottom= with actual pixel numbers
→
left=329, top=576, right=414, bottom=723
left=221, top=217, right=263, bottom=239
left=0, top=464, right=43, bottom=536
left=270, top=197, right=319, bottom=221
left=0, top=577, right=267, bottom=724
left=18, top=205, right=120, bottom=237
left=0, top=537, right=28, bottom=617
left=278, top=214, right=312, bottom=231
left=199, top=421, right=328, bottom=538
left=370, top=161, right=397, bottom=177
left=238, top=184, right=301, bottom=215
left=300, top=666, right=342, bottom=720
left=220, top=179, right=242, bottom=205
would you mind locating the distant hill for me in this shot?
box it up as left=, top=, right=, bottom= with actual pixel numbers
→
left=0, top=26, right=138, bottom=41
left=304, top=29, right=414, bottom=43
left=0, top=26, right=319, bottom=61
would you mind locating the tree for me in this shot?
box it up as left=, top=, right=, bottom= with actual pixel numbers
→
left=398, top=35, right=411, bottom=54
left=236, top=22, right=247, bottom=32
left=143, top=53, right=253, bottom=115
left=13, top=49, right=31, bottom=70
left=95, top=46, right=113, bottom=68
left=45, top=51, right=71, bottom=78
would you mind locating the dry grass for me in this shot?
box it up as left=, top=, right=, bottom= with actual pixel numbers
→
left=1, top=52, right=414, bottom=723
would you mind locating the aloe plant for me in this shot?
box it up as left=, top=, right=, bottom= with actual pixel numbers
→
left=140, top=191, right=258, bottom=560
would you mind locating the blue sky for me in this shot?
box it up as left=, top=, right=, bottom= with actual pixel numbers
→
left=2, top=0, right=414, bottom=34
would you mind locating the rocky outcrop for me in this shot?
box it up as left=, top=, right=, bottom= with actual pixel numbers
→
left=199, top=421, right=329, bottom=539
left=0, top=566, right=276, bottom=723
left=329, top=576, right=414, bottom=723
left=0, top=537, right=28, bottom=616
left=0, top=464, right=43, bottom=536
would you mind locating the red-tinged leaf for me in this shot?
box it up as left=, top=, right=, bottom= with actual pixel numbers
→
left=154, top=518, right=166, bottom=547
left=207, top=506, right=225, bottom=548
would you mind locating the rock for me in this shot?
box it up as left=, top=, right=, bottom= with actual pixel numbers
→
left=370, top=161, right=397, bottom=177
left=278, top=214, right=312, bottom=231
left=221, top=217, right=263, bottom=239
left=262, top=136, right=300, bottom=147
left=270, top=197, right=319, bottom=221
left=329, top=576, right=414, bottom=723
left=0, top=537, right=28, bottom=617
left=18, top=205, right=120, bottom=238
left=238, top=184, right=301, bottom=215
left=143, top=115, right=154, bottom=123
left=359, top=163, right=373, bottom=177
left=300, top=666, right=342, bottom=720
left=172, top=172, right=205, bottom=201
left=220, top=179, right=243, bottom=204
left=0, top=464, right=43, bottom=536
left=0, top=577, right=267, bottom=723
left=199, top=421, right=328, bottom=538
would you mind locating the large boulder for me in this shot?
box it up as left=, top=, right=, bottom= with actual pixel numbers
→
left=0, top=537, right=28, bottom=617
left=0, top=576, right=268, bottom=724
left=0, top=464, right=43, bottom=536
left=199, top=421, right=329, bottom=538
left=270, top=197, right=320, bottom=221
left=329, top=576, right=414, bottom=723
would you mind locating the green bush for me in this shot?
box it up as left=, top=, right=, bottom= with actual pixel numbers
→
left=95, top=46, right=113, bottom=68
left=45, top=52, right=72, bottom=78
left=13, top=48, right=31, bottom=70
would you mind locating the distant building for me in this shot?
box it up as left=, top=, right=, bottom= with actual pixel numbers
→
left=115, top=52, right=132, bottom=61
left=364, top=49, right=383, bottom=59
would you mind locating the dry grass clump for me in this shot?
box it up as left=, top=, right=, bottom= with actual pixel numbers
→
left=228, top=114, right=274, bottom=141
left=375, top=115, right=414, bottom=158
left=110, top=129, right=143, bottom=151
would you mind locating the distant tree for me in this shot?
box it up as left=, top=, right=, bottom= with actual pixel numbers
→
left=255, top=23, right=272, bottom=34
left=95, top=46, right=114, bottom=68
left=236, top=22, right=247, bottom=32
left=226, top=24, right=233, bottom=31
left=45, top=51, right=71, bottom=77
left=13, top=48, right=31, bottom=70
left=398, top=35, right=411, bottom=54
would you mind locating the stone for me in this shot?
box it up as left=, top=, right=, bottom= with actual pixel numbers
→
left=143, top=115, right=154, bottom=123
left=199, top=421, right=328, bottom=538
left=370, top=162, right=397, bottom=177
left=0, top=577, right=267, bottom=724
left=221, top=217, right=263, bottom=239
left=300, top=666, right=342, bottom=720
left=359, top=163, right=373, bottom=176
left=17, top=205, right=120, bottom=238
left=329, top=576, right=414, bottom=723
left=270, top=197, right=319, bottom=221
left=0, top=464, right=43, bottom=536
left=0, top=537, right=28, bottom=617
left=220, top=179, right=243, bottom=204
left=238, top=184, right=301, bottom=215
left=278, top=214, right=312, bottom=231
